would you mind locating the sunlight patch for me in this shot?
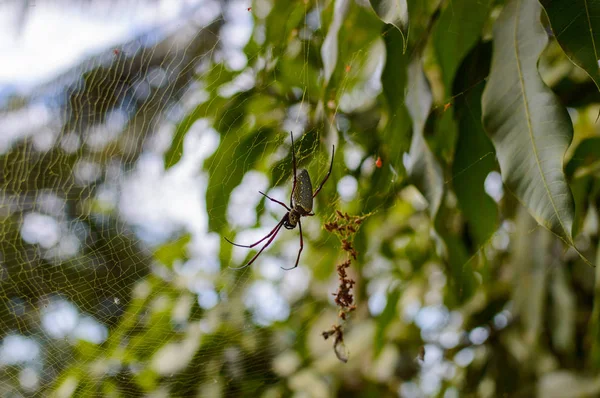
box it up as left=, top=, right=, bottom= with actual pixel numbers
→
left=0, top=335, right=40, bottom=365
left=245, top=281, right=290, bottom=326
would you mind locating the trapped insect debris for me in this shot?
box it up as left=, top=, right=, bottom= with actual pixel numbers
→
left=322, top=210, right=371, bottom=362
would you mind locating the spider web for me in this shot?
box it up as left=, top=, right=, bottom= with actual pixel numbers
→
left=0, top=0, right=513, bottom=396
left=0, top=1, right=355, bottom=395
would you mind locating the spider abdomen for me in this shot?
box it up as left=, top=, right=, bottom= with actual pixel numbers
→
left=293, top=169, right=314, bottom=213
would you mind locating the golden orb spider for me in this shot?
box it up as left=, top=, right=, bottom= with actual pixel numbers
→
left=225, top=131, right=335, bottom=270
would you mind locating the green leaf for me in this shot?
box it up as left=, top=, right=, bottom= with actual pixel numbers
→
left=275, top=55, right=321, bottom=98
left=405, top=1, right=441, bottom=52
left=330, top=2, right=384, bottom=91
left=566, top=137, right=600, bottom=178
left=206, top=129, right=273, bottom=233
left=435, top=209, right=476, bottom=305
left=482, top=0, right=575, bottom=243
left=265, top=0, right=306, bottom=56
left=164, top=67, right=237, bottom=169
left=154, top=234, right=191, bottom=270
left=569, top=176, right=592, bottom=238
left=541, top=0, right=600, bottom=91
left=432, top=0, right=493, bottom=95
left=322, top=0, right=350, bottom=85
left=406, top=59, right=444, bottom=219
left=453, top=42, right=498, bottom=247
left=566, top=137, right=600, bottom=236
left=340, top=26, right=411, bottom=215
left=381, top=28, right=412, bottom=166
left=565, top=137, right=600, bottom=236
left=368, top=0, right=409, bottom=52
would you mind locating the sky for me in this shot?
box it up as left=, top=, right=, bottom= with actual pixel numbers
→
left=0, top=0, right=209, bottom=91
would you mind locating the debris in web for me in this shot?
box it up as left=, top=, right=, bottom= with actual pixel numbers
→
left=333, top=259, right=355, bottom=320
left=321, top=324, right=348, bottom=363
left=321, top=210, right=371, bottom=362
left=417, top=345, right=425, bottom=362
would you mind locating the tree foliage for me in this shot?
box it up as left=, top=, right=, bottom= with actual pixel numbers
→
left=2, top=0, right=600, bottom=396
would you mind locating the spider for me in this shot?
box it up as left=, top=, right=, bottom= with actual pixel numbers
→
left=225, top=131, right=335, bottom=270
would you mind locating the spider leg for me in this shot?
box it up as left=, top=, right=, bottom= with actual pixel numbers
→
left=281, top=219, right=303, bottom=270
left=259, top=191, right=290, bottom=211
left=224, top=216, right=286, bottom=248
left=312, top=144, right=335, bottom=198
left=228, top=221, right=285, bottom=270
left=290, top=131, right=297, bottom=208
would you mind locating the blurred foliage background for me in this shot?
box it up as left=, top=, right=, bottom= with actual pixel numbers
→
left=2, top=0, right=600, bottom=397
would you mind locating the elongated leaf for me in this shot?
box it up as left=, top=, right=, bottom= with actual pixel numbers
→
left=432, top=0, right=493, bottom=95
left=154, top=234, right=191, bottom=270
left=265, top=0, right=306, bottom=56
left=453, top=42, right=498, bottom=247
left=364, top=27, right=411, bottom=215
left=381, top=28, right=412, bottom=158
left=368, top=0, right=408, bottom=52
left=566, top=137, right=600, bottom=178
left=435, top=209, right=476, bottom=304
left=324, top=2, right=385, bottom=92
left=566, top=137, right=600, bottom=236
left=322, top=0, right=350, bottom=85
left=164, top=67, right=237, bottom=169
left=406, top=60, right=443, bottom=219
left=206, top=129, right=272, bottom=233
left=541, top=0, right=600, bottom=91
left=482, top=0, right=575, bottom=242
